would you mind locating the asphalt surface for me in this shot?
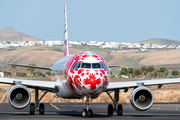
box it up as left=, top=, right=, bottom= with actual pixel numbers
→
left=0, top=103, right=180, bottom=120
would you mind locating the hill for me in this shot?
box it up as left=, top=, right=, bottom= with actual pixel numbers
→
left=108, top=49, right=180, bottom=70
left=0, top=46, right=112, bottom=67
left=137, top=38, right=180, bottom=45
left=0, top=27, right=44, bottom=42
left=0, top=46, right=180, bottom=72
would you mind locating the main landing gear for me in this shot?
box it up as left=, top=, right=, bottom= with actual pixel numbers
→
left=30, top=88, right=48, bottom=115
left=82, top=96, right=93, bottom=117
left=106, top=89, right=123, bottom=116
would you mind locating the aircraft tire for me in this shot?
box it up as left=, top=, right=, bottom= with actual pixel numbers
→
left=30, top=103, right=35, bottom=115
left=82, top=109, right=88, bottom=117
left=87, top=109, right=93, bottom=117
left=39, top=103, right=44, bottom=115
left=117, top=104, right=123, bottom=116
left=108, top=104, right=113, bottom=116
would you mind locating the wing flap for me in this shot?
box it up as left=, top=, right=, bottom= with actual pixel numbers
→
left=107, top=78, right=180, bottom=90
left=8, top=63, right=52, bottom=70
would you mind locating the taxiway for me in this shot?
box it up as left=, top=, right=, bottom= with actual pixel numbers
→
left=0, top=103, right=180, bottom=120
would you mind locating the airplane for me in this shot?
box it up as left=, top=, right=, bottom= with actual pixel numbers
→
left=1, top=5, right=180, bottom=117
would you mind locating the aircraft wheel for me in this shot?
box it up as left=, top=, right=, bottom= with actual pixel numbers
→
left=82, top=109, right=88, bottom=117
left=117, top=104, right=123, bottom=116
left=39, top=103, right=44, bottom=115
left=30, top=103, right=35, bottom=115
left=108, top=104, right=113, bottom=116
left=88, top=109, right=93, bottom=117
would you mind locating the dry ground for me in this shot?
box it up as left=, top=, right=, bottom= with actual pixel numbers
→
left=0, top=47, right=180, bottom=103
left=1, top=47, right=180, bottom=72
left=0, top=46, right=111, bottom=67
left=108, top=49, right=180, bottom=70
left=0, top=78, right=180, bottom=103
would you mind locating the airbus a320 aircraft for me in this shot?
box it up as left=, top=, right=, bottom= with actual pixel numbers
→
left=1, top=5, right=180, bottom=117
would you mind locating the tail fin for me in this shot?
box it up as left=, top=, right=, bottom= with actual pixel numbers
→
left=63, top=5, right=69, bottom=57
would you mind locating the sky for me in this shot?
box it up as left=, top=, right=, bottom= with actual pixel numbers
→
left=0, top=0, right=180, bottom=43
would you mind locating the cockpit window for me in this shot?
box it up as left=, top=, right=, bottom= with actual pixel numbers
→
left=72, top=62, right=108, bottom=70
left=72, top=62, right=81, bottom=69
left=92, top=63, right=101, bottom=69
left=81, top=63, right=91, bottom=68
left=101, top=63, right=108, bottom=70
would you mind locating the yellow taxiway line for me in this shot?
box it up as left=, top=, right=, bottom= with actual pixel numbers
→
left=50, top=103, right=60, bottom=110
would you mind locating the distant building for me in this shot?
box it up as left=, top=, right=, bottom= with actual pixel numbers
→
left=0, top=72, right=4, bottom=77
left=139, top=48, right=148, bottom=51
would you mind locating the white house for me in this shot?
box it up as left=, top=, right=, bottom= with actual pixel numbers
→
left=0, top=72, right=4, bottom=77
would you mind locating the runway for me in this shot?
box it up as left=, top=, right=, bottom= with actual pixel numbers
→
left=0, top=103, right=180, bottom=120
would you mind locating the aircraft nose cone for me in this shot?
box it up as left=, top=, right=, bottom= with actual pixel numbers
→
left=68, top=68, right=109, bottom=96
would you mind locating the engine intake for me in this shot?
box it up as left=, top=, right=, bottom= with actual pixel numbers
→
left=130, top=87, right=154, bottom=111
left=8, top=85, right=31, bottom=109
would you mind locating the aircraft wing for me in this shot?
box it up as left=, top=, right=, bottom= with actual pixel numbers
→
left=8, top=63, right=52, bottom=70
left=0, top=77, right=57, bottom=92
left=107, top=78, right=180, bottom=91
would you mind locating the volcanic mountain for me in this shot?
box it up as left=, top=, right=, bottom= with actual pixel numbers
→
left=137, top=38, right=180, bottom=45
left=0, top=27, right=44, bottom=42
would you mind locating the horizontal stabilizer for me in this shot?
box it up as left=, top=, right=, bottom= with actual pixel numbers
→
left=108, top=65, right=120, bottom=68
left=8, top=63, right=52, bottom=70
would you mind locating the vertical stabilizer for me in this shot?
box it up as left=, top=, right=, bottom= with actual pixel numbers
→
left=64, top=5, right=69, bottom=57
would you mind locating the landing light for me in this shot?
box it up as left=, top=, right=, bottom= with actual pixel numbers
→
left=82, top=96, right=91, bottom=102
left=83, top=96, right=87, bottom=101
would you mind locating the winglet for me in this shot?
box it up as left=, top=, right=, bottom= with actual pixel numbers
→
left=64, top=5, right=69, bottom=57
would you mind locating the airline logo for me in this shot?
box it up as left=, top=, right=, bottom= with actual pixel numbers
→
left=64, top=39, right=69, bottom=57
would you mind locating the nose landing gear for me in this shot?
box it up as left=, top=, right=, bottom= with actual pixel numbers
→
left=82, top=96, right=93, bottom=117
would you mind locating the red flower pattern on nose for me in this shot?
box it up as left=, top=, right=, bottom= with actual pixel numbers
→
left=84, top=73, right=101, bottom=90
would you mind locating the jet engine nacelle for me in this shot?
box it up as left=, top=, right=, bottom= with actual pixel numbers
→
left=8, top=85, right=31, bottom=109
left=130, top=86, right=154, bottom=111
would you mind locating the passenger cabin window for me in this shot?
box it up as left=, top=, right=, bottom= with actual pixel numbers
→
left=81, top=63, right=91, bottom=68
left=72, top=62, right=81, bottom=69
left=101, top=63, right=108, bottom=70
left=92, top=63, right=101, bottom=69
